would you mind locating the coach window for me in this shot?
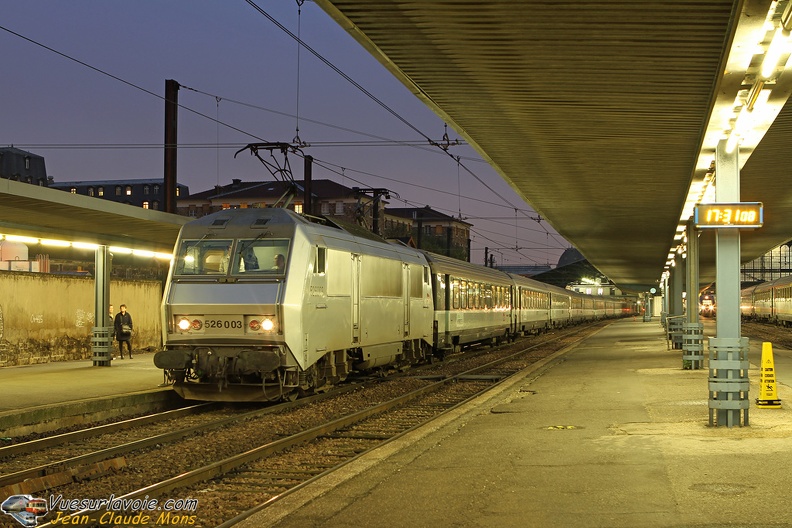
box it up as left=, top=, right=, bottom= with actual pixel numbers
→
left=451, top=279, right=460, bottom=309
left=460, top=280, right=468, bottom=309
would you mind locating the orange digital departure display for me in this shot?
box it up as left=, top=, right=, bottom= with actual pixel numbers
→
left=694, top=202, right=763, bottom=229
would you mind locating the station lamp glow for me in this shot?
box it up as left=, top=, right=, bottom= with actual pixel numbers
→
left=0, top=232, right=173, bottom=261
left=663, top=0, right=792, bottom=285
left=40, top=239, right=71, bottom=247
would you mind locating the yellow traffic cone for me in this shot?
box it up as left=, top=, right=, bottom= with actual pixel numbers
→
left=756, top=342, right=782, bottom=408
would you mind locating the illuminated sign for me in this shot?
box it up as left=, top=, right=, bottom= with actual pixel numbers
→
left=694, top=202, right=763, bottom=229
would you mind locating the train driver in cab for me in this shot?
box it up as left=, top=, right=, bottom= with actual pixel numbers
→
left=272, top=253, right=285, bottom=273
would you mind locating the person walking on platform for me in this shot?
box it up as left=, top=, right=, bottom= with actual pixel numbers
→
left=114, top=304, right=134, bottom=359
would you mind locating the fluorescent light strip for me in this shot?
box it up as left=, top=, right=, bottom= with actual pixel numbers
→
left=0, top=233, right=172, bottom=260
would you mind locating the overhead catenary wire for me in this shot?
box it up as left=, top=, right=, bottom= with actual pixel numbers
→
left=0, top=22, right=545, bottom=228
left=2, top=19, right=565, bottom=265
left=0, top=24, right=271, bottom=146
left=241, top=1, right=553, bottom=232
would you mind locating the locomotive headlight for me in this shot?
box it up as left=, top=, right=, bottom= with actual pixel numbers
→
left=248, top=317, right=275, bottom=332
left=177, top=317, right=203, bottom=331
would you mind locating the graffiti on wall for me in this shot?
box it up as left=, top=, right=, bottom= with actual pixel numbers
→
left=75, top=309, right=95, bottom=328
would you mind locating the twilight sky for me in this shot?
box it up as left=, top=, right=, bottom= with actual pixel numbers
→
left=2, top=1, right=569, bottom=267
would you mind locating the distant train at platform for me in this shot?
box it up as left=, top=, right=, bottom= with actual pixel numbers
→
left=154, top=208, right=637, bottom=402
left=699, top=293, right=716, bottom=317
left=741, top=275, right=792, bottom=326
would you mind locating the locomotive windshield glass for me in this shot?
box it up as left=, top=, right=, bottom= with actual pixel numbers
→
left=232, top=239, right=290, bottom=275
left=174, top=238, right=290, bottom=276
left=174, top=239, right=235, bottom=275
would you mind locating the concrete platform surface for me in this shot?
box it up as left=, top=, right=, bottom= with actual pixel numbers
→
left=240, top=319, right=792, bottom=528
left=0, top=351, right=166, bottom=414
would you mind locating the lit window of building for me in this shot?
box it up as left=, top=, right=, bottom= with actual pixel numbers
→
left=98, top=187, right=104, bottom=197
left=88, top=187, right=95, bottom=197
left=142, top=201, right=149, bottom=209
left=294, top=204, right=303, bottom=214
left=69, top=187, right=77, bottom=194
left=125, top=186, right=132, bottom=196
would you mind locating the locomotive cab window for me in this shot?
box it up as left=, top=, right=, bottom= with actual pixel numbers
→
left=315, top=247, right=327, bottom=274
left=174, top=239, right=234, bottom=275
left=174, top=238, right=290, bottom=276
left=232, top=239, right=290, bottom=275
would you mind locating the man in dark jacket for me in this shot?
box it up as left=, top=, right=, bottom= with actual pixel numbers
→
left=113, top=304, right=134, bottom=359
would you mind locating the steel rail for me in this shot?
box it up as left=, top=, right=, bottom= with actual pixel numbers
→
left=0, top=384, right=362, bottom=490
left=36, top=324, right=587, bottom=528
left=0, top=403, right=214, bottom=459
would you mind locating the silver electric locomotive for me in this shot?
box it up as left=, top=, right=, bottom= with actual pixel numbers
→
left=154, top=207, right=433, bottom=401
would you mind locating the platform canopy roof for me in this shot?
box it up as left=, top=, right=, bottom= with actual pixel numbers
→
left=315, top=0, right=792, bottom=292
left=0, top=178, right=189, bottom=254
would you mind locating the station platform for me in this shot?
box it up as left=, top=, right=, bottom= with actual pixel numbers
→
left=0, top=353, right=166, bottom=414
left=242, top=318, right=792, bottom=528
left=2, top=320, right=792, bottom=527
left=0, top=351, right=171, bottom=437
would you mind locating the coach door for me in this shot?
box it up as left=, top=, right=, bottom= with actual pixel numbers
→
left=352, top=253, right=361, bottom=344
left=403, top=263, right=411, bottom=337
left=510, top=285, right=517, bottom=336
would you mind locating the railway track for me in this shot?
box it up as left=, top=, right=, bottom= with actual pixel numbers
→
left=0, top=323, right=604, bottom=526
left=0, top=321, right=607, bottom=528
left=742, top=320, right=792, bottom=350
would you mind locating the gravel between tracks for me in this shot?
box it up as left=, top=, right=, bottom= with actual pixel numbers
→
left=0, top=323, right=605, bottom=528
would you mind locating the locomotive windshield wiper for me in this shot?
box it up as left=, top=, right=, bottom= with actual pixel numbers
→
left=236, top=232, right=266, bottom=257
